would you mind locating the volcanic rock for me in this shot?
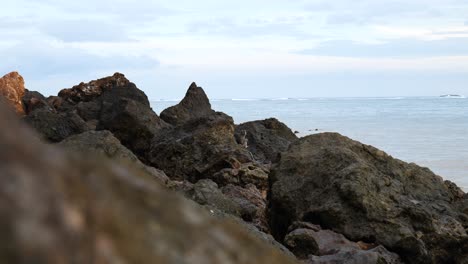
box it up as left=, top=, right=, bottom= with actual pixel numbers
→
left=24, top=108, right=89, bottom=142
left=148, top=112, right=252, bottom=180
left=160, top=82, right=215, bottom=125
left=0, top=100, right=298, bottom=264
left=269, top=132, right=468, bottom=263
left=222, top=184, right=269, bottom=233
left=58, top=130, right=169, bottom=184
left=284, top=223, right=401, bottom=263
left=0, top=71, right=26, bottom=115
left=235, top=118, right=297, bottom=163
left=58, top=72, right=149, bottom=106
left=97, top=98, right=169, bottom=159
left=22, top=89, right=50, bottom=114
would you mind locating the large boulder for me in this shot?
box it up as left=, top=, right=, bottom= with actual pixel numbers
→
left=148, top=112, right=268, bottom=190
left=269, top=132, right=468, bottom=263
left=160, top=82, right=215, bottom=125
left=235, top=118, right=297, bottom=163
left=0, top=101, right=298, bottom=264
left=58, top=72, right=149, bottom=106
left=23, top=108, right=89, bottom=142
left=97, top=98, right=169, bottom=159
left=0, top=71, right=26, bottom=115
left=52, top=73, right=169, bottom=159
left=58, top=130, right=169, bottom=184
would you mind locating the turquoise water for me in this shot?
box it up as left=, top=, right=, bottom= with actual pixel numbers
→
left=151, top=97, right=468, bottom=190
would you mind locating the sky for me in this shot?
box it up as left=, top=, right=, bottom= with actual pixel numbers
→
left=1, top=0, right=468, bottom=99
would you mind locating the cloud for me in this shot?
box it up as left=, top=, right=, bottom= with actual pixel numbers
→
left=297, top=38, right=468, bottom=58
left=0, top=41, right=159, bottom=78
left=40, top=20, right=130, bottom=42
left=187, top=16, right=313, bottom=38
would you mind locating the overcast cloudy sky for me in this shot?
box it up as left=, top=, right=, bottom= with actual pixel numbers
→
left=2, top=0, right=468, bottom=99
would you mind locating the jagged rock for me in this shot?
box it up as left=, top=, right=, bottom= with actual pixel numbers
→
left=58, top=73, right=149, bottom=107
left=97, top=98, right=169, bottom=159
left=22, top=89, right=50, bottom=114
left=148, top=112, right=255, bottom=183
left=0, top=101, right=298, bottom=264
left=269, top=132, right=468, bottom=264
left=0, top=71, right=26, bottom=115
left=23, top=108, right=89, bottom=142
left=58, top=130, right=169, bottom=185
left=160, top=82, right=215, bottom=125
left=235, top=118, right=297, bottom=163
left=222, top=184, right=269, bottom=232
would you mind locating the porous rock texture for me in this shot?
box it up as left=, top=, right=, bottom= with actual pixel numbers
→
left=235, top=118, right=298, bottom=163
left=0, top=101, right=298, bottom=264
left=0, top=71, right=26, bottom=115
left=269, top=132, right=468, bottom=264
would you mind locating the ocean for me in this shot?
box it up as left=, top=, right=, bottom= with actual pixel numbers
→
left=151, top=96, right=468, bottom=191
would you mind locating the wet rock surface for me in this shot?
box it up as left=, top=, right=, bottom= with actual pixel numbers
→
left=0, top=101, right=298, bottom=264
left=269, top=132, right=468, bottom=263
left=0, top=71, right=26, bottom=115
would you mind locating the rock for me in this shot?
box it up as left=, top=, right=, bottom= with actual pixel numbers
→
left=97, top=98, right=169, bottom=159
left=174, top=179, right=242, bottom=218
left=58, top=130, right=169, bottom=185
left=22, top=89, right=50, bottom=114
left=148, top=112, right=255, bottom=184
left=284, top=229, right=320, bottom=259
left=235, top=118, right=297, bottom=163
left=0, top=71, right=26, bottom=115
left=0, top=100, right=298, bottom=264
left=58, top=72, right=149, bottom=106
left=222, top=184, right=269, bottom=232
left=269, top=132, right=468, bottom=263
left=285, top=223, right=402, bottom=263
left=160, top=82, right=215, bottom=125
left=23, top=108, right=89, bottom=142
left=212, top=162, right=270, bottom=192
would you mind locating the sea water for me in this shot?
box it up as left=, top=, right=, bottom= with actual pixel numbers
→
left=151, top=97, right=468, bottom=191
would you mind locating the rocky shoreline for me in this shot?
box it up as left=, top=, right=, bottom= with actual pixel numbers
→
left=0, top=71, right=467, bottom=264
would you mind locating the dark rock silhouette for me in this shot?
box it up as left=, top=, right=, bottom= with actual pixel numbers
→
left=24, top=108, right=89, bottom=142
left=22, top=89, right=49, bottom=114
left=269, top=132, right=468, bottom=264
left=160, top=82, right=215, bottom=125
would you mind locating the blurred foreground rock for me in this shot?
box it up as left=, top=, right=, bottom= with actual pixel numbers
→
left=0, top=101, right=298, bottom=264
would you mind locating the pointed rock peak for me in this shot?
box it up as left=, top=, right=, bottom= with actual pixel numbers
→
left=181, top=82, right=210, bottom=107
left=189, top=82, right=198, bottom=89
left=160, top=82, right=215, bottom=125
left=0, top=71, right=26, bottom=115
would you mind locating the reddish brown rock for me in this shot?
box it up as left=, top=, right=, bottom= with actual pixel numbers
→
left=0, top=71, right=26, bottom=115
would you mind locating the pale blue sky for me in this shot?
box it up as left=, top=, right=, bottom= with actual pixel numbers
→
left=1, top=0, right=468, bottom=99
